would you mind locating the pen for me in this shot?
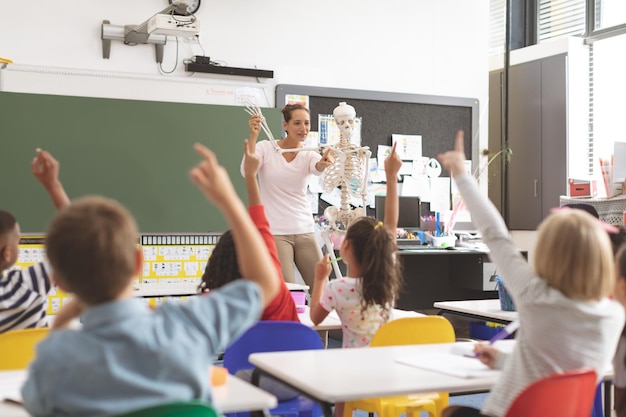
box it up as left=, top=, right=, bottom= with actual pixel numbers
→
left=329, top=257, right=342, bottom=264
left=488, top=320, right=520, bottom=344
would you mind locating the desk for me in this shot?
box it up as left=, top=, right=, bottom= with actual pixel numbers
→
left=298, top=307, right=342, bottom=331
left=249, top=342, right=499, bottom=417
left=0, top=370, right=277, bottom=416
left=297, top=308, right=425, bottom=332
left=395, top=250, right=498, bottom=311
left=250, top=342, right=613, bottom=417
left=434, top=299, right=517, bottom=325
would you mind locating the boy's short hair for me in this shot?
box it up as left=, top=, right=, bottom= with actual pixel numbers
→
left=535, top=209, right=614, bottom=300
left=0, top=210, right=17, bottom=241
left=46, top=196, right=138, bottom=305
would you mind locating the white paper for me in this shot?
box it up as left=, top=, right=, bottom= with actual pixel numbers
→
left=392, top=134, right=423, bottom=160
left=399, top=161, right=414, bottom=176
left=285, top=94, right=309, bottom=108
left=429, top=177, right=451, bottom=212
left=369, top=158, right=383, bottom=183
left=401, top=176, right=431, bottom=201
left=614, top=145, right=626, bottom=179
left=396, top=353, right=499, bottom=378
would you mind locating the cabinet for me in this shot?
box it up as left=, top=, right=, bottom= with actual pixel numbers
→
left=489, top=38, right=587, bottom=230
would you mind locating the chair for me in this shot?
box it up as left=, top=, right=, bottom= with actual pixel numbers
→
left=115, top=400, right=218, bottom=417
left=504, top=368, right=597, bottom=417
left=591, top=383, right=603, bottom=417
left=223, top=321, right=324, bottom=417
left=343, top=316, right=456, bottom=417
left=0, top=327, right=49, bottom=370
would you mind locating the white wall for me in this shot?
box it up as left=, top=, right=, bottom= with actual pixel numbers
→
left=0, top=0, right=489, bottom=151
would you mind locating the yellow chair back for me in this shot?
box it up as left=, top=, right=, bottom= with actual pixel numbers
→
left=0, top=328, right=49, bottom=370
left=343, top=316, right=456, bottom=417
left=370, top=316, right=456, bottom=347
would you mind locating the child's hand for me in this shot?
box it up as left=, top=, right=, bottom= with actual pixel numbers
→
left=384, top=142, right=402, bottom=178
left=243, top=139, right=261, bottom=178
left=249, top=115, right=263, bottom=139
left=315, top=254, right=332, bottom=281
left=31, top=148, right=60, bottom=188
left=474, top=343, right=499, bottom=369
left=190, top=143, right=237, bottom=208
left=437, top=130, right=467, bottom=178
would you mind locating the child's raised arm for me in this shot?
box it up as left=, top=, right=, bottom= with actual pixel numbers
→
left=190, top=143, right=278, bottom=307
left=31, top=148, right=70, bottom=211
left=310, top=253, right=332, bottom=325
left=383, top=142, right=402, bottom=235
left=437, top=130, right=467, bottom=179
left=243, top=139, right=262, bottom=207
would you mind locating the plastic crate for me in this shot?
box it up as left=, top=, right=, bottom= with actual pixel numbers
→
left=469, top=321, right=504, bottom=340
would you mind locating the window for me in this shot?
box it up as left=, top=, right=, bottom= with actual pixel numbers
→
left=588, top=33, right=626, bottom=161
left=595, top=0, right=626, bottom=30
left=538, top=0, right=586, bottom=42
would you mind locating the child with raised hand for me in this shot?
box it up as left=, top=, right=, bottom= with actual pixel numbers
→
left=438, top=132, right=624, bottom=417
left=613, top=244, right=626, bottom=417
left=309, top=142, right=403, bottom=348
left=199, top=138, right=299, bottom=322
left=0, top=148, right=69, bottom=333
left=22, top=143, right=278, bottom=417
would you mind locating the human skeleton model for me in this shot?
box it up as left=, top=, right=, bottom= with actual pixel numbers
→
left=244, top=101, right=371, bottom=279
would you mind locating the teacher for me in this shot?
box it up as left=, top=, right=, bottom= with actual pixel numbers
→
left=242, top=104, right=333, bottom=293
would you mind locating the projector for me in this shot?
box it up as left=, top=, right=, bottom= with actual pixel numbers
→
left=147, top=13, right=199, bottom=37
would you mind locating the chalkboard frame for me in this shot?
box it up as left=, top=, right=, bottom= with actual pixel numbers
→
left=275, top=84, right=479, bottom=175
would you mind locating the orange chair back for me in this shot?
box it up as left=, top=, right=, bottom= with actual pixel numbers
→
left=0, top=328, right=49, bottom=370
left=505, top=368, right=597, bottom=417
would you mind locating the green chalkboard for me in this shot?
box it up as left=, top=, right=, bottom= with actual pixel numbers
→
left=0, top=92, right=282, bottom=233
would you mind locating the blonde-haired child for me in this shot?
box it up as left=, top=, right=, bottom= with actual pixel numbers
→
left=613, top=243, right=626, bottom=417
left=438, top=132, right=624, bottom=417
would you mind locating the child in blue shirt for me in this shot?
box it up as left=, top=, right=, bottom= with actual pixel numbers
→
left=22, top=143, right=279, bottom=417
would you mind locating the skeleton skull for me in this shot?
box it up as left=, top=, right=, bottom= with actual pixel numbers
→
left=333, top=102, right=356, bottom=138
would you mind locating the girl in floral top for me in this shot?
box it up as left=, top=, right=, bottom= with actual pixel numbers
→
left=310, top=142, right=404, bottom=348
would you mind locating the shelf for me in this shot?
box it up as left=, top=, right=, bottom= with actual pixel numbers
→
left=186, top=63, right=273, bottom=78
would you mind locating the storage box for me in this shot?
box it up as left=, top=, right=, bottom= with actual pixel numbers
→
left=469, top=321, right=505, bottom=341
left=568, top=178, right=592, bottom=197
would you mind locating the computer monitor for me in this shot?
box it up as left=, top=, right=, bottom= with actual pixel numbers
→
left=375, top=195, right=421, bottom=228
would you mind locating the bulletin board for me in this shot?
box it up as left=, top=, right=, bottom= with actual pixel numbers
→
left=276, top=84, right=479, bottom=175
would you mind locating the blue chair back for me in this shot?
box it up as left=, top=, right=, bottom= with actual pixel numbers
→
left=223, top=321, right=324, bottom=374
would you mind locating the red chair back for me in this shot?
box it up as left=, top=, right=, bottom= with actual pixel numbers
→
left=505, top=368, right=597, bottom=417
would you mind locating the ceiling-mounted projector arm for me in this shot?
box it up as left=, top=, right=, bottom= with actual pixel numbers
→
left=101, top=1, right=198, bottom=62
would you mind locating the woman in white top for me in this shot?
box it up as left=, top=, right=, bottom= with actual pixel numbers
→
left=438, top=132, right=624, bottom=417
left=243, top=104, right=333, bottom=291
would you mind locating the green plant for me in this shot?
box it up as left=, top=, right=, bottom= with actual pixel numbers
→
left=473, top=147, right=513, bottom=181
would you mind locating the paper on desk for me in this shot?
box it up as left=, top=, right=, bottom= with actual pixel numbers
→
left=396, top=353, right=499, bottom=378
